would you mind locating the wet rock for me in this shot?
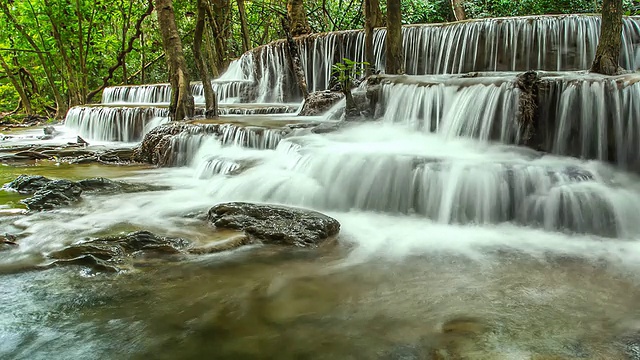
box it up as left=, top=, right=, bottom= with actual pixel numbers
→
left=76, top=177, right=169, bottom=194
left=133, top=123, right=216, bottom=166
left=48, top=230, right=190, bottom=272
left=0, top=233, right=18, bottom=251
left=21, top=179, right=83, bottom=211
left=4, top=175, right=52, bottom=194
left=207, top=202, right=340, bottom=247
left=4, top=175, right=167, bottom=211
left=298, top=90, right=344, bottom=116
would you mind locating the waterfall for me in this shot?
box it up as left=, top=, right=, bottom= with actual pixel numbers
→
left=190, top=124, right=640, bottom=237
left=380, top=75, right=521, bottom=142
left=102, top=82, right=252, bottom=104
left=231, top=15, right=640, bottom=101
left=64, top=106, right=169, bottom=142
left=540, top=74, right=640, bottom=171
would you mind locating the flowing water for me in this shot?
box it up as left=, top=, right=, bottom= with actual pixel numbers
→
left=4, top=14, right=640, bottom=360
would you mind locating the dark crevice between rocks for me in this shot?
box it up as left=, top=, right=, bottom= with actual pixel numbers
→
left=514, top=70, right=542, bottom=149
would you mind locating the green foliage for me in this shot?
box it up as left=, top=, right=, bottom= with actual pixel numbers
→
left=465, top=0, right=638, bottom=18
left=331, top=58, right=369, bottom=92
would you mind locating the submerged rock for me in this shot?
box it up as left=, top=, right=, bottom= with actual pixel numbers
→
left=298, top=90, right=344, bottom=116
left=47, top=230, right=190, bottom=272
left=207, top=202, right=340, bottom=247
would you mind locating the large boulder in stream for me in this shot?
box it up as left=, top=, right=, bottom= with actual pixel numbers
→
left=3, top=175, right=168, bottom=211
left=207, top=202, right=340, bottom=247
left=47, top=231, right=190, bottom=273
left=298, top=90, right=344, bottom=116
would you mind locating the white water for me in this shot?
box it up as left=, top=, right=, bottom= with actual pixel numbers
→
left=6, top=122, right=640, bottom=266
left=64, top=106, right=169, bottom=142
left=233, top=15, right=640, bottom=101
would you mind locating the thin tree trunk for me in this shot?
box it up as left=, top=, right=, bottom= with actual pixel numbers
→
left=591, top=0, right=623, bottom=75
left=0, top=2, right=67, bottom=118
left=363, top=0, right=377, bottom=75
left=369, top=0, right=384, bottom=27
left=205, top=0, right=232, bottom=73
left=194, top=0, right=218, bottom=117
left=451, top=0, right=466, bottom=21
left=155, top=0, right=195, bottom=120
left=237, top=0, right=251, bottom=52
left=385, top=0, right=404, bottom=75
left=0, top=56, right=33, bottom=115
left=282, top=18, right=309, bottom=98
left=287, top=0, right=311, bottom=36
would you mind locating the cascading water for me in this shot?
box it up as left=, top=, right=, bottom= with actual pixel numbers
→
left=380, top=74, right=521, bottom=141
left=8, top=14, right=640, bottom=359
left=64, top=106, right=169, bottom=142
left=233, top=15, right=640, bottom=101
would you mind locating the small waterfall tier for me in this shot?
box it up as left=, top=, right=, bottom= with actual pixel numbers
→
left=136, top=122, right=292, bottom=167
left=194, top=124, right=640, bottom=237
left=374, top=71, right=640, bottom=171
left=101, top=81, right=255, bottom=105
left=231, top=15, right=640, bottom=101
left=64, top=105, right=169, bottom=142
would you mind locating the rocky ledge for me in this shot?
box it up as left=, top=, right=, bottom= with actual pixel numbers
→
left=207, top=202, right=340, bottom=247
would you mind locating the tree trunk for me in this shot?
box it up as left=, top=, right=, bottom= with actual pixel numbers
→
left=282, top=18, right=309, bottom=99
left=237, top=0, right=251, bottom=52
left=451, top=0, right=466, bottom=21
left=155, top=0, right=194, bottom=120
left=368, top=0, right=384, bottom=27
left=364, top=0, right=381, bottom=75
left=0, top=56, right=33, bottom=115
left=205, top=0, right=233, bottom=73
left=591, top=0, right=623, bottom=75
left=194, top=0, right=218, bottom=118
left=287, top=0, right=311, bottom=36
left=385, top=0, right=404, bottom=75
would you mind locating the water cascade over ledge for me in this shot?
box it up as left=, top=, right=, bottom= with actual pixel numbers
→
left=233, top=15, right=640, bottom=101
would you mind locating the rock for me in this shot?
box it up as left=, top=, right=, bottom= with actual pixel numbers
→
left=0, top=233, right=18, bottom=251
left=188, top=234, right=253, bottom=254
left=47, top=230, right=190, bottom=272
left=3, top=175, right=167, bottom=211
left=21, top=179, right=83, bottom=211
left=4, top=175, right=52, bottom=194
left=298, top=90, right=344, bottom=116
left=207, top=202, right=340, bottom=247
left=76, top=177, right=169, bottom=194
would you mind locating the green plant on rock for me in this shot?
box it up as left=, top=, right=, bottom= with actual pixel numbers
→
left=331, top=58, right=369, bottom=117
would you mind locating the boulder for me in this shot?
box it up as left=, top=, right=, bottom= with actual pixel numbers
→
left=298, top=90, right=344, bottom=116
left=207, top=202, right=340, bottom=247
left=47, top=230, right=190, bottom=272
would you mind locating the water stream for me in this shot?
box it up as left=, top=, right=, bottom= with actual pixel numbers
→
left=3, top=14, right=640, bottom=360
